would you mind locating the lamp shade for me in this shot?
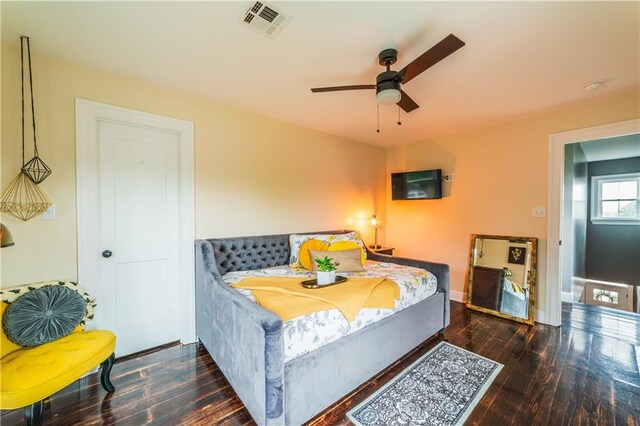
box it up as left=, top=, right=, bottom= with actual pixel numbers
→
left=1, top=223, right=15, bottom=247
left=376, top=88, right=401, bottom=105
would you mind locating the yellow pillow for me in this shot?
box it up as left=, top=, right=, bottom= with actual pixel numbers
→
left=298, top=239, right=330, bottom=270
left=328, top=240, right=366, bottom=265
left=289, top=231, right=367, bottom=268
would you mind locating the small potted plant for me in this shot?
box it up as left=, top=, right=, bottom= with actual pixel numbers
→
left=315, top=256, right=337, bottom=285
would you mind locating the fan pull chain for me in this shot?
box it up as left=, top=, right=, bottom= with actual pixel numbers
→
left=376, top=105, right=380, bottom=133
left=398, top=106, right=402, bottom=126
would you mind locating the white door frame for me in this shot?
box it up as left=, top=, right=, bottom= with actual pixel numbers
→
left=545, top=118, right=640, bottom=326
left=76, top=99, right=196, bottom=345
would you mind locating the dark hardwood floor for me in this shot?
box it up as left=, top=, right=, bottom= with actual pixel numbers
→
left=2, top=301, right=639, bottom=425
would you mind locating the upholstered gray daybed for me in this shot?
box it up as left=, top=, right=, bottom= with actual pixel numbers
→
left=195, top=230, right=450, bottom=425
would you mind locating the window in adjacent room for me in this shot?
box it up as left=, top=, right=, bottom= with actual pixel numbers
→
left=590, top=172, right=640, bottom=225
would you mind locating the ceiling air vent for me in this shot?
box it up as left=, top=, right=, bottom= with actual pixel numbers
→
left=241, top=1, right=292, bottom=39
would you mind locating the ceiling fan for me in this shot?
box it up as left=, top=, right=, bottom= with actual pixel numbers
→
left=311, top=34, right=465, bottom=113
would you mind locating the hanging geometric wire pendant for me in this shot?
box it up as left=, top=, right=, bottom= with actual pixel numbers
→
left=0, top=172, right=51, bottom=221
left=22, top=156, right=51, bottom=184
left=20, top=35, right=52, bottom=184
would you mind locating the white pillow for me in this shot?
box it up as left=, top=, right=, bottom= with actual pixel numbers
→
left=289, top=231, right=367, bottom=269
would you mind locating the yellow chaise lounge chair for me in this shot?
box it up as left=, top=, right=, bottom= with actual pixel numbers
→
left=0, top=282, right=116, bottom=425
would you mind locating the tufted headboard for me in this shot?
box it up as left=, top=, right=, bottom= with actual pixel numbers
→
left=205, top=230, right=351, bottom=275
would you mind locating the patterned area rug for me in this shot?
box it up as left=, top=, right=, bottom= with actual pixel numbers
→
left=347, top=342, right=503, bottom=426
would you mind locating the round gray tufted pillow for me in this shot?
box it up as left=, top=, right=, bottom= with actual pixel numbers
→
left=3, top=285, right=87, bottom=346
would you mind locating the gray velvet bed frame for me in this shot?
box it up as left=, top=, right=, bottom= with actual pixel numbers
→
left=194, top=230, right=450, bottom=425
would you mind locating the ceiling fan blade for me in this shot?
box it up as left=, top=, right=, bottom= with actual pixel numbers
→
left=397, top=90, right=419, bottom=113
left=397, top=34, right=465, bottom=85
left=311, top=85, right=376, bottom=93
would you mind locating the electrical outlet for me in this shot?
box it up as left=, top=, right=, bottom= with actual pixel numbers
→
left=532, top=207, right=546, bottom=218
left=42, top=204, right=56, bottom=220
left=443, top=173, right=454, bottom=182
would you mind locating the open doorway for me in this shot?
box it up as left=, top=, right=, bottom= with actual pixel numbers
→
left=562, top=134, right=639, bottom=314
left=546, top=119, right=640, bottom=327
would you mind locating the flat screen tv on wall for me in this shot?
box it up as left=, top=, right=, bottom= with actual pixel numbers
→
left=391, top=169, right=442, bottom=200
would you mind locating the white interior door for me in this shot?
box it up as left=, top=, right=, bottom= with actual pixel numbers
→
left=98, top=121, right=181, bottom=356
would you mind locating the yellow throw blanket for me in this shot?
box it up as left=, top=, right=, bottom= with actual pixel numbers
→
left=231, top=276, right=400, bottom=322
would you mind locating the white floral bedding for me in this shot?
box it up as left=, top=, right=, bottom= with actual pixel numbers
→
left=222, top=262, right=438, bottom=362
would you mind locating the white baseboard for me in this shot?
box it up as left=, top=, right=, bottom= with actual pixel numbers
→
left=450, top=290, right=465, bottom=303
left=535, top=310, right=546, bottom=324
left=562, top=291, right=574, bottom=303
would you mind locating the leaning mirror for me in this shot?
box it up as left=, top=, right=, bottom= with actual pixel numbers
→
left=466, top=234, right=538, bottom=325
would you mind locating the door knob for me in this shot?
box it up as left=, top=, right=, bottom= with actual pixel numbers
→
left=102, top=250, right=113, bottom=258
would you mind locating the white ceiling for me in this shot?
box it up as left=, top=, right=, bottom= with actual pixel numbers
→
left=2, top=1, right=639, bottom=147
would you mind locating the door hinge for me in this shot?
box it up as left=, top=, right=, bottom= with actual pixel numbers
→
left=559, top=240, right=562, bottom=246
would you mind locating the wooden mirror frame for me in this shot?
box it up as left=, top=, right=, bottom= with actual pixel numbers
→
left=465, top=234, right=538, bottom=325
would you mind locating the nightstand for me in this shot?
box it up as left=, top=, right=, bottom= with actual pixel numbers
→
left=370, top=246, right=394, bottom=256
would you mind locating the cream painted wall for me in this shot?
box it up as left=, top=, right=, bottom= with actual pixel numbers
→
left=386, top=89, right=640, bottom=315
left=1, top=44, right=386, bottom=287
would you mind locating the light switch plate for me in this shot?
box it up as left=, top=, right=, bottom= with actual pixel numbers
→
left=532, top=207, right=546, bottom=218
left=42, top=204, right=56, bottom=220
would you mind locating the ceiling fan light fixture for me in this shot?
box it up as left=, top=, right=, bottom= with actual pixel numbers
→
left=376, top=88, right=401, bottom=105
left=311, top=33, right=466, bottom=114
